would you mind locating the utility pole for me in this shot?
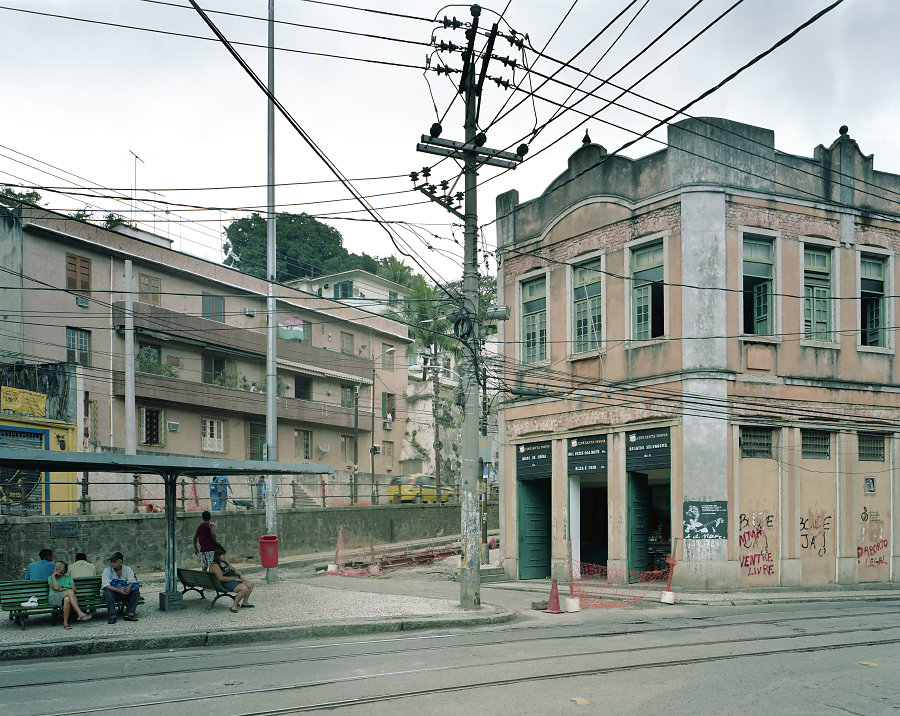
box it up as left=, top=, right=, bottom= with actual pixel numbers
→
left=264, top=0, right=279, bottom=583
left=458, top=5, right=483, bottom=609
left=352, top=385, right=359, bottom=505
left=416, top=4, right=519, bottom=609
left=432, top=307, right=442, bottom=504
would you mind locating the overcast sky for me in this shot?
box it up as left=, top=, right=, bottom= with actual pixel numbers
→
left=2, top=0, right=897, bottom=284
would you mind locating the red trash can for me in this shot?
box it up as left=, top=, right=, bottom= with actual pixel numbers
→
left=259, top=534, right=278, bottom=568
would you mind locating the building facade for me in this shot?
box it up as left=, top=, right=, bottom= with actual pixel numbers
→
left=496, top=118, right=899, bottom=588
left=0, top=206, right=409, bottom=512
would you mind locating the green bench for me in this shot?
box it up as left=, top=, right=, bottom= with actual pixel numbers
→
left=177, top=568, right=236, bottom=610
left=0, top=576, right=144, bottom=630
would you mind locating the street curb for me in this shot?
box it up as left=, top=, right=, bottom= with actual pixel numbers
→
left=0, top=605, right=516, bottom=662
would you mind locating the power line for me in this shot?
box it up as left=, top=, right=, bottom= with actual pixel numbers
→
left=0, top=4, right=429, bottom=70
left=186, top=1, right=466, bottom=312
left=477, top=0, right=851, bottom=232
left=136, top=0, right=432, bottom=48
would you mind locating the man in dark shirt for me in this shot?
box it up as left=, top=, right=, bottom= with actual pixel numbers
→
left=193, top=510, right=218, bottom=571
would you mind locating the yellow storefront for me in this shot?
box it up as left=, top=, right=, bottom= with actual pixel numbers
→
left=0, top=386, right=77, bottom=515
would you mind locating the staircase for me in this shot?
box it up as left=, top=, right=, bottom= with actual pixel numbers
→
left=479, top=565, right=508, bottom=583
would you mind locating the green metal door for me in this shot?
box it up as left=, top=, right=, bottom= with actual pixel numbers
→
left=517, top=479, right=551, bottom=579
left=627, top=472, right=649, bottom=577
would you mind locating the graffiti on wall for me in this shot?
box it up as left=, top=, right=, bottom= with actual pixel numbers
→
left=799, top=511, right=832, bottom=557
left=858, top=506, right=888, bottom=569
left=738, top=511, right=775, bottom=577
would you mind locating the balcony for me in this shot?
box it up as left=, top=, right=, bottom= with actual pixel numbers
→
left=113, top=371, right=359, bottom=430
left=112, top=301, right=371, bottom=382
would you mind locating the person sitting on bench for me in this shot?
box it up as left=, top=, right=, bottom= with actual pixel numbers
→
left=209, top=546, right=254, bottom=613
left=25, top=548, right=55, bottom=580
left=49, top=561, right=91, bottom=629
left=101, top=552, right=140, bottom=624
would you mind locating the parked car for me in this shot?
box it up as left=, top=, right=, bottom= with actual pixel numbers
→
left=388, top=474, right=456, bottom=503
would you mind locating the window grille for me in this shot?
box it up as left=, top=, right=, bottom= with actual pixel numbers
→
left=139, top=407, right=164, bottom=446
left=295, top=429, right=312, bottom=460
left=801, top=429, right=830, bottom=459
left=858, top=432, right=885, bottom=462
left=740, top=427, right=773, bottom=458
left=248, top=422, right=265, bottom=460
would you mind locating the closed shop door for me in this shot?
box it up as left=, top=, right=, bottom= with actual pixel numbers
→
left=518, top=478, right=551, bottom=579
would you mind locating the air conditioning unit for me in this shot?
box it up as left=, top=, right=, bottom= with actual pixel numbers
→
left=167, top=421, right=180, bottom=432
left=75, top=295, right=89, bottom=308
left=243, top=308, right=256, bottom=317
left=383, top=421, right=393, bottom=430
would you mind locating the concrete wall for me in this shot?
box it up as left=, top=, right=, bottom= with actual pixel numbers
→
left=0, top=502, right=499, bottom=580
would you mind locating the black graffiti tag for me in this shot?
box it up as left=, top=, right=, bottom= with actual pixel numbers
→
left=799, top=513, right=832, bottom=557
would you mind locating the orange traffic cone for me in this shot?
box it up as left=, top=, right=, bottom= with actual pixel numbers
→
left=544, top=578, right=564, bottom=614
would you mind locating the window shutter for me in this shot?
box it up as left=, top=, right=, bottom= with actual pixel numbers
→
left=66, top=254, right=91, bottom=295
left=66, top=254, right=78, bottom=290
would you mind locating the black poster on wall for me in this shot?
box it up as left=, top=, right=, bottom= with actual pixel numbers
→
left=625, top=428, right=670, bottom=471
left=567, top=434, right=607, bottom=474
left=683, top=501, right=728, bottom=539
left=516, top=440, right=552, bottom=480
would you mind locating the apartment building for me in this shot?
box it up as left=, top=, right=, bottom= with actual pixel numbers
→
left=496, top=118, right=899, bottom=588
left=0, top=205, right=409, bottom=512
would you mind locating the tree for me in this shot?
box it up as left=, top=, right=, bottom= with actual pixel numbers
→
left=223, top=212, right=381, bottom=282
left=377, top=256, right=416, bottom=287
left=0, top=188, right=41, bottom=207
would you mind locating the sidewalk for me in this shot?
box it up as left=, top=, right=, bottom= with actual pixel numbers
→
left=3, top=547, right=899, bottom=661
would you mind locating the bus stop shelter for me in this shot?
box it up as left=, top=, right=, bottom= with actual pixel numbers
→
left=0, top=448, right=333, bottom=610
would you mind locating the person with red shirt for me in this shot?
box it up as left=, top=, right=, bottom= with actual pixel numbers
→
left=193, top=511, right=219, bottom=571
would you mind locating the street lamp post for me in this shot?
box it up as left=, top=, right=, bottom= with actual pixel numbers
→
left=370, top=347, right=395, bottom=504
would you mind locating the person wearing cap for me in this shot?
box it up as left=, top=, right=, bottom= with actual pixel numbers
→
left=68, top=552, right=96, bottom=578
left=101, top=552, right=140, bottom=623
left=209, top=546, right=255, bottom=613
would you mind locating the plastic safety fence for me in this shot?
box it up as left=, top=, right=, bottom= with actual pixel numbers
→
left=568, top=555, right=676, bottom=608
left=331, top=527, right=461, bottom=576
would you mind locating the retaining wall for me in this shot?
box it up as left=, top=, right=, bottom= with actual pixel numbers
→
left=0, top=502, right=499, bottom=580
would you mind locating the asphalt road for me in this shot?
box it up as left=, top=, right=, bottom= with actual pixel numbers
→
left=3, top=599, right=899, bottom=715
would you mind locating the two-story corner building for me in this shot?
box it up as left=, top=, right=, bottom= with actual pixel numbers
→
left=495, top=118, right=899, bottom=589
left=0, top=205, right=410, bottom=511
